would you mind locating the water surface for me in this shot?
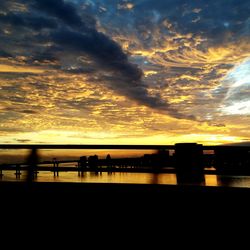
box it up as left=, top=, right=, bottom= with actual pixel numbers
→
left=2, top=170, right=250, bottom=188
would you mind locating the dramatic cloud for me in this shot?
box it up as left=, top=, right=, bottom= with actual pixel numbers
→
left=0, top=0, right=249, bottom=144
left=0, top=0, right=175, bottom=117
left=32, top=0, right=83, bottom=27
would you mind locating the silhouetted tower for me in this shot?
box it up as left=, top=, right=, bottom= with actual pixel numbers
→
left=106, top=154, right=112, bottom=171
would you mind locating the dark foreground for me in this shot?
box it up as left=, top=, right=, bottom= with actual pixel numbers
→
left=1, top=181, right=250, bottom=209
left=1, top=181, right=250, bottom=237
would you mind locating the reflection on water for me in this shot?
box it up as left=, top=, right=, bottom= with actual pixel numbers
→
left=205, top=175, right=218, bottom=186
left=2, top=170, right=250, bottom=188
left=216, top=175, right=250, bottom=188
left=0, top=171, right=177, bottom=185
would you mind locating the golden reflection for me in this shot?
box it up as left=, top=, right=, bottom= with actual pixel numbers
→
left=205, top=175, right=218, bottom=186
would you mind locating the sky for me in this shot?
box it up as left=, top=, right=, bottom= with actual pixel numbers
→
left=0, top=0, right=249, bottom=145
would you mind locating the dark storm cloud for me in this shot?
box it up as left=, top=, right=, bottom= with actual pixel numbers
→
left=0, top=12, right=58, bottom=30
left=4, top=0, right=249, bottom=121
left=31, top=1, right=143, bottom=85
left=31, top=0, right=84, bottom=28
left=0, top=0, right=180, bottom=117
left=51, top=28, right=142, bottom=81
left=50, top=27, right=170, bottom=112
left=102, top=73, right=167, bottom=109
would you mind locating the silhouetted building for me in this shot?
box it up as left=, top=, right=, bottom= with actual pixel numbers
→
left=78, top=156, right=87, bottom=175
left=142, top=150, right=170, bottom=170
left=106, top=154, right=112, bottom=171
left=88, top=155, right=99, bottom=172
left=79, top=156, right=87, bottom=168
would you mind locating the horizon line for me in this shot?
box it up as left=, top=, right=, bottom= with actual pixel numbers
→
left=0, top=144, right=250, bottom=150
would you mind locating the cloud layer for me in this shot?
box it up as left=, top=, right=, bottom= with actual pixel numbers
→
left=0, top=0, right=249, bottom=144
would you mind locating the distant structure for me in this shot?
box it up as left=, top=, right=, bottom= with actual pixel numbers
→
left=26, top=148, right=39, bottom=182
left=106, top=154, right=112, bottom=171
left=88, top=155, right=99, bottom=172
left=214, top=147, right=250, bottom=173
left=142, top=150, right=170, bottom=171
left=78, top=156, right=87, bottom=175
left=53, top=158, right=59, bottom=177
left=174, top=143, right=204, bottom=183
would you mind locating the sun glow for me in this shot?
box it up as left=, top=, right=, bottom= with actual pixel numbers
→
left=222, top=100, right=250, bottom=115
left=221, top=58, right=250, bottom=115
left=225, top=58, right=250, bottom=93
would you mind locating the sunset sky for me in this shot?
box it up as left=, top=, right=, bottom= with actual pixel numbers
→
left=0, top=0, right=249, bottom=145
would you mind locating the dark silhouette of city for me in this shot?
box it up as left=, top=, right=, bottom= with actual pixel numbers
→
left=1, top=143, right=250, bottom=220
left=0, top=143, right=249, bottom=183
